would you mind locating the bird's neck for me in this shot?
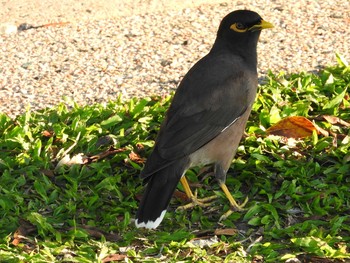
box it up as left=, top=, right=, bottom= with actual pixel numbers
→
left=210, top=38, right=258, bottom=69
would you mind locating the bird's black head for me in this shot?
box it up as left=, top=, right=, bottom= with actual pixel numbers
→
left=212, top=10, right=273, bottom=64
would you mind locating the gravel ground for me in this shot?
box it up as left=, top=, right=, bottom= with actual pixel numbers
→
left=0, top=0, right=349, bottom=118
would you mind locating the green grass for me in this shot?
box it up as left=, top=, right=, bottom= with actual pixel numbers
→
left=0, top=54, right=349, bottom=262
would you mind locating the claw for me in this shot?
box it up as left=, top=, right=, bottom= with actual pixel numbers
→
left=219, top=196, right=248, bottom=221
left=177, top=192, right=217, bottom=211
left=177, top=176, right=248, bottom=220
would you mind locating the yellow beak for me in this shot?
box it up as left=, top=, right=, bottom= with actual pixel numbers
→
left=249, top=20, right=274, bottom=31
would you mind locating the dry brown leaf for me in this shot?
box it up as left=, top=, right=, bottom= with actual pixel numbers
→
left=266, top=116, right=317, bottom=138
left=135, top=143, right=145, bottom=151
left=12, top=219, right=36, bottom=246
left=102, top=254, right=126, bottom=262
left=332, top=133, right=338, bottom=148
left=322, top=115, right=350, bottom=127
left=42, top=130, right=54, bottom=137
left=314, top=124, right=329, bottom=137
left=173, top=189, right=191, bottom=203
left=128, top=151, right=146, bottom=164
left=322, top=115, right=340, bottom=124
left=214, top=228, right=237, bottom=236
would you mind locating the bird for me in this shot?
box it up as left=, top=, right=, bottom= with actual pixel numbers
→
left=135, top=10, right=273, bottom=229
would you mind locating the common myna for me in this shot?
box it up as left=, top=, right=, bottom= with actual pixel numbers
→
left=135, top=10, right=273, bottom=228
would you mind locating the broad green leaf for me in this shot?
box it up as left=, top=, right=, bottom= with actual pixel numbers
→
left=101, top=114, right=123, bottom=128
left=323, top=86, right=348, bottom=110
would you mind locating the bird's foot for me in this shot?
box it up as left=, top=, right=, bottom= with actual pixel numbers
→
left=219, top=196, right=249, bottom=221
left=176, top=190, right=217, bottom=211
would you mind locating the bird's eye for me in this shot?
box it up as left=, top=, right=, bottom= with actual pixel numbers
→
left=230, top=22, right=247, bottom=33
left=236, top=23, right=245, bottom=29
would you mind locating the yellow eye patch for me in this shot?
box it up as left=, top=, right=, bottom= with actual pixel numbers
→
left=230, top=23, right=248, bottom=33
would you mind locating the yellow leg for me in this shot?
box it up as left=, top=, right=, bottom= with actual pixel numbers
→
left=179, top=176, right=193, bottom=199
left=176, top=177, right=217, bottom=211
left=219, top=183, right=248, bottom=221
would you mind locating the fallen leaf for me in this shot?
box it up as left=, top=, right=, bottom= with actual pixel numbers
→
left=321, top=115, right=350, bottom=127
left=129, top=151, right=145, bottom=164
left=314, top=124, right=329, bottom=137
left=332, top=132, right=338, bottom=148
left=214, top=228, right=237, bottom=236
left=42, top=130, right=54, bottom=137
left=12, top=219, right=36, bottom=246
left=135, top=143, right=145, bottom=151
left=266, top=116, right=318, bottom=138
left=173, top=189, right=191, bottom=203
left=102, top=254, right=126, bottom=262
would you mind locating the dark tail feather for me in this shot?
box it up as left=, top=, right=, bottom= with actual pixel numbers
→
left=135, top=159, right=187, bottom=229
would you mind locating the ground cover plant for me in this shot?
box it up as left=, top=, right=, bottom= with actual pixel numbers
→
left=0, top=55, right=349, bottom=262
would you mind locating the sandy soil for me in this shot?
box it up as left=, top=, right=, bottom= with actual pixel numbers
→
left=1, top=0, right=226, bottom=25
